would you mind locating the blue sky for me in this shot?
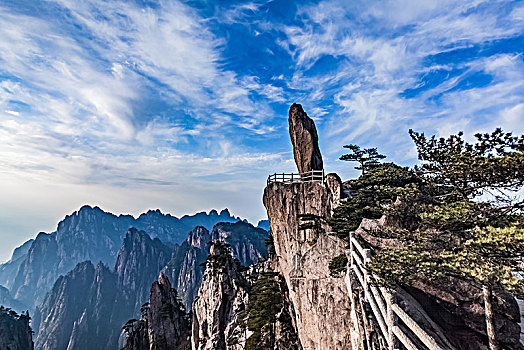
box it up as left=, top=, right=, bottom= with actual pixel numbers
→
left=1, top=0, right=523, bottom=261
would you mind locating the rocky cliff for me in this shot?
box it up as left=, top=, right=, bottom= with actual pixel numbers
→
left=0, top=285, right=26, bottom=313
left=163, top=222, right=269, bottom=310
left=190, top=241, right=301, bottom=350
left=261, top=104, right=351, bottom=349
left=0, top=239, right=33, bottom=292
left=0, top=306, right=33, bottom=350
left=32, top=221, right=269, bottom=350
left=263, top=181, right=351, bottom=349
left=115, top=228, right=173, bottom=313
left=191, top=241, right=251, bottom=350
left=352, top=217, right=524, bottom=350
left=162, top=226, right=211, bottom=311
left=210, top=222, right=269, bottom=267
left=122, top=273, right=191, bottom=350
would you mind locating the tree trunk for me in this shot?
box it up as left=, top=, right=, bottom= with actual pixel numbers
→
left=483, top=284, right=498, bottom=350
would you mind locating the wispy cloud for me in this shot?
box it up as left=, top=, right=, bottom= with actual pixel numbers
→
left=275, top=0, right=524, bottom=165
left=1, top=0, right=523, bottom=261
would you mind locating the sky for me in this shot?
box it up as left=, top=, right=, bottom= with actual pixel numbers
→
left=0, top=0, right=523, bottom=262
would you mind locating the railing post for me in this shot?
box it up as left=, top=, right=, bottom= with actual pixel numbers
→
left=362, top=248, right=371, bottom=290
left=385, top=290, right=399, bottom=350
left=349, top=232, right=354, bottom=268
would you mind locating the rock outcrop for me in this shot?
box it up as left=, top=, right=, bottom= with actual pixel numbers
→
left=210, top=222, right=269, bottom=267
left=190, top=242, right=302, bottom=350
left=191, top=241, right=250, bottom=350
left=0, top=285, right=26, bottom=313
left=263, top=104, right=350, bottom=348
left=0, top=239, right=33, bottom=292
left=163, top=222, right=269, bottom=310
left=244, top=268, right=302, bottom=350
left=0, top=306, right=33, bottom=350
left=263, top=181, right=351, bottom=349
left=115, top=228, right=172, bottom=313
left=288, top=103, right=323, bottom=174
left=32, top=221, right=269, bottom=350
left=162, top=227, right=212, bottom=311
left=122, top=273, right=191, bottom=350
left=352, top=217, right=524, bottom=350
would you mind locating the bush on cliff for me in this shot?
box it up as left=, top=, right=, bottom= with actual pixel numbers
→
left=333, top=128, right=524, bottom=350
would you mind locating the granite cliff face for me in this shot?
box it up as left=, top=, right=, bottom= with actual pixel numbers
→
left=32, top=221, right=269, bottom=350
left=191, top=241, right=250, bottom=350
left=261, top=104, right=351, bottom=349
left=0, top=239, right=33, bottom=292
left=0, top=285, right=26, bottom=312
left=288, top=103, right=323, bottom=174
left=115, top=228, right=173, bottom=313
left=210, top=222, right=269, bottom=267
left=190, top=243, right=302, bottom=350
left=33, top=261, right=100, bottom=350
left=263, top=181, right=351, bottom=349
left=352, top=217, right=524, bottom=350
left=162, top=226, right=211, bottom=311
left=122, top=273, right=191, bottom=350
left=163, top=222, right=269, bottom=310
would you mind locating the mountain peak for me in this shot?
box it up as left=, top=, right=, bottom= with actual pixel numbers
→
left=186, top=226, right=210, bottom=249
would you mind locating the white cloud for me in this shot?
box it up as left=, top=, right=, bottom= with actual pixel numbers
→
left=278, top=0, right=524, bottom=166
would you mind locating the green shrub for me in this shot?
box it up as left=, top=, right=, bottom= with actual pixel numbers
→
left=328, top=254, right=348, bottom=277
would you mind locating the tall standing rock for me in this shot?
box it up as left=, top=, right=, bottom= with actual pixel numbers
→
left=121, top=273, right=191, bottom=350
left=148, top=274, right=191, bottom=350
left=191, top=241, right=249, bottom=350
left=264, top=103, right=351, bottom=349
left=288, top=104, right=323, bottom=173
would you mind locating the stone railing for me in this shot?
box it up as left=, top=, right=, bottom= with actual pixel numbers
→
left=267, top=169, right=325, bottom=186
left=348, top=232, right=456, bottom=350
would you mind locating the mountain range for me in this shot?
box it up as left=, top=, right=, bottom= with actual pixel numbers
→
left=0, top=206, right=269, bottom=349
left=0, top=205, right=255, bottom=312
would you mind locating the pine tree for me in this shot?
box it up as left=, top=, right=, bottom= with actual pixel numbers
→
left=334, top=128, right=524, bottom=349
left=339, top=144, right=386, bottom=175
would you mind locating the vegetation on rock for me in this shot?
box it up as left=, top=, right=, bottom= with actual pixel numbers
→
left=328, top=254, right=348, bottom=277
left=329, top=162, right=420, bottom=240
left=332, top=128, right=524, bottom=350
left=245, top=272, right=283, bottom=350
left=0, top=306, right=33, bottom=350
left=339, top=144, right=386, bottom=175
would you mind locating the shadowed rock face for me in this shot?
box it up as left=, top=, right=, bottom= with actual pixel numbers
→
left=0, top=307, right=33, bottom=350
left=163, top=222, right=269, bottom=310
left=288, top=103, right=323, bottom=174
left=33, top=229, right=173, bottom=350
left=121, top=273, right=191, bottom=350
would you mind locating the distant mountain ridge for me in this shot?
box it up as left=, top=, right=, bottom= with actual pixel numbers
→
left=32, top=222, right=268, bottom=350
left=0, top=205, right=249, bottom=311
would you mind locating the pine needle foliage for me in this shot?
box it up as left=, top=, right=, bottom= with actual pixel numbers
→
left=333, top=128, right=524, bottom=349
left=245, top=272, right=283, bottom=350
